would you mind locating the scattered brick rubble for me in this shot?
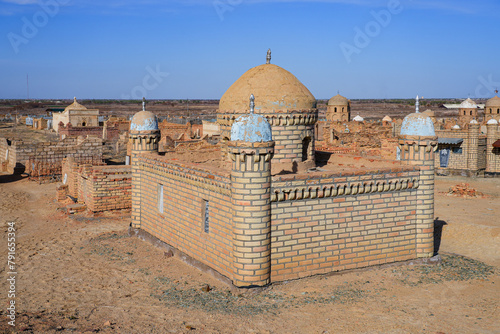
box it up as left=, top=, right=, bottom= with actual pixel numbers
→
left=447, top=183, right=485, bottom=198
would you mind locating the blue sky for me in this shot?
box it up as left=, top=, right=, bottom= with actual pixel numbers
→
left=1, top=0, right=499, bottom=100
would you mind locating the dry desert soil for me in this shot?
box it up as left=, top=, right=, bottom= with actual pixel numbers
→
left=0, top=174, right=498, bottom=334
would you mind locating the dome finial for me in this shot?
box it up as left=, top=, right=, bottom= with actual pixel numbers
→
left=74, top=97, right=77, bottom=103
left=415, top=95, right=420, bottom=113
left=266, top=49, right=271, bottom=64
left=142, top=97, right=146, bottom=111
left=250, top=94, right=255, bottom=114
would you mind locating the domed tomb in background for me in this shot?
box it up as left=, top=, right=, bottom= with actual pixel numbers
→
left=326, top=93, right=351, bottom=122
left=65, top=97, right=88, bottom=111
left=485, top=96, right=500, bottom=121
left=458, top=97, right=478, bottom=122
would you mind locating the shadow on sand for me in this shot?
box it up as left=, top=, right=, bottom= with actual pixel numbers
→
left=434, top=217, right=448, bottom=256
left=0, top=173, right=28, bottom=184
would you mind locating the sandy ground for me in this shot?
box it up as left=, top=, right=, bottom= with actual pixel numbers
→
left=0, top=174, right=498, bottom=334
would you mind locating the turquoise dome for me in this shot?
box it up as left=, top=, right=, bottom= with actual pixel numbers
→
left=400, top=112, right=435, bottom=137
left=231, top=113, right=272, bottom=143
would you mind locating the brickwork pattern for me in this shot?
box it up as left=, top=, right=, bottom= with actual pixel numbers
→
left=478, top=138, right=487, bottom=170
left=28, top=154, right=101, bottom=182
left=0, top=136, right=102, bottom=175
left=486, top=124, right=500, bottom=173
left=434, top=129, right=487, bottom=173
left=135, top=154, right=234, bottom=280
left=58, top=123, right=103, bottom=140
left=61, top=158, right=130, bottom=212
left=322, top=121, right=397, bottom=159
left=159, top=121, right=192, bottom=140
left=467, top=124, right=480, bottom=171
left=399, top=135, right=437, bottom=258
left=130, top=129, right=160, bottom=229
left=326, top=104, right=350, bottom=123
left=218, top=111, right=317, bottom=164
left=104, top=119, right=130, bottom=142
left=485, top=108, right=500, bottom=122
left=229, top=141, right=275, bottom=287
left=270, top=167, right=420, bottom=281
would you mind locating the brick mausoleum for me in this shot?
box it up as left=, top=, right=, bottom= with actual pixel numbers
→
left=129, top=54, right=438, bottom=288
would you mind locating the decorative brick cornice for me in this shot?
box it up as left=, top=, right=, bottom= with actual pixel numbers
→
left=270, top=177, right=418, bottom=202
left=228, top=141, right=275, bottom=164
left=218, top=111, right=318, bottom=127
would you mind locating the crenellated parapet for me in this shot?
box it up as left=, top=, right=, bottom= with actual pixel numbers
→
left=398, top=135, right=438, bottom=164
left=130, top=130, right=160, bottom=153
left=228, top=141, right=275, bottom=170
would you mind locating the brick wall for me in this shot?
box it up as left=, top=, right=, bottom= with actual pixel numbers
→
left=486, top=124, right=500, bottom=173
left=202, top=121, right=220, bottom=136
left=0, top=138, right=10, bottom=171
left=59, top=123, right=103, bottom=140
left=272, top=124, right=315, bottom=163
left=159, top=121, right=193, bottom=140
left=478, top=138, right=487, bottom=170
left=434, top=130, right=470, bottom=171
left=434, top=129, right=487, bottom=174
left=133, top=151, right=428, bottom=286
left=62, top=158, right=80, bottom=198
left=323, top=121, right=396, bottom=152
left=218, top=111, right=318, bottom=164
left=131, top=135, right=434, bottom=287
left=398, top=135, right=437, bottom=258
left=229, top=141, right=275, bottom=287
left=269, top=167, right=420, bottom=282
left=61, top=158, right=131, bottom=212
left=135, top=154, right=234, bottom=280
left=104, top=119, right=130, bottom=142
left=0, top=136, right=102, bottom=174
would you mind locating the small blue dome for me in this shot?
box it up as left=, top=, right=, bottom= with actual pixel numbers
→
left=400, top=112, right=435, bottom=137
left=231, top=113, right=272, bottom=143
left=130, top=110, right=158, bottom=132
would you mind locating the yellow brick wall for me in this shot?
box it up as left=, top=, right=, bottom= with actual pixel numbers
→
left=136, top=154, right=234, bottom=280
left=270, top=168, right=420, bottom=282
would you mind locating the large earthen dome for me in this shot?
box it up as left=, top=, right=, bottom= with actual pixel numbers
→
left=219, top=64, right=316, bottom=113
left=328, top=94, right=349, bottom=106
left=486, top=96, right=500, bottom=107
